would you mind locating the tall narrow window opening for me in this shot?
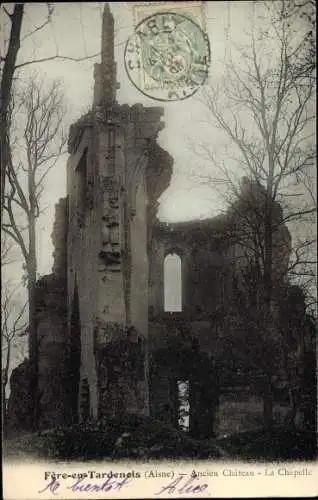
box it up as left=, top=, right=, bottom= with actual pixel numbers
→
left=164, top=253, right=182, bottom=312
left=177, top=380, right=190, bottom=432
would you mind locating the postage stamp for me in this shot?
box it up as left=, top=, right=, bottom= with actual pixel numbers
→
left=124, top=11, right=210, bottom=102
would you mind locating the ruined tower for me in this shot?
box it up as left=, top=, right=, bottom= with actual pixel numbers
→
left=66, top=3, right=173, bottom=421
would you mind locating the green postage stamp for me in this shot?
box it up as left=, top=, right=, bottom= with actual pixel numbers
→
left=125, top=10, right=210, bottom=101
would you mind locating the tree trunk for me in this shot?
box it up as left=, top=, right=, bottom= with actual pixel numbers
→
left=262, top=155, right=275, bottom=425
left=28, top=269, right=37, bottom=362
left=27, top=207, right=38, bottom=430
left=1, top=4, right=24, bottom=214
left=262, top=262, right=275, bottom=425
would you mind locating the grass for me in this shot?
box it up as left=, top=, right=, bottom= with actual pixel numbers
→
left=4, top=413, right=224, bottom=461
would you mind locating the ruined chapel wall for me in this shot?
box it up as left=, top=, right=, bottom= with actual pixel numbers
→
left=130, top=170, right=149, bottom=337
left=148, top=235, right=165, bottom=316
left=37, top=290, right=68, bottom=429
left=93, top=110, right=160, bottom=419
left=67, top=130, right=100, bottom=419
left=189, top=244, right=228, bottom=315
left=149, top=226, right=230, bottom=318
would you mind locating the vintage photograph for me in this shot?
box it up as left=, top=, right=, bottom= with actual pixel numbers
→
left=1, top=0, right=317, bottom=494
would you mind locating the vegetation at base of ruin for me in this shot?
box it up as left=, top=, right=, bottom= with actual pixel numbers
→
left=3, top=414, right=225, bottom=461
left=214, top=426, right=317, bottom=461
left=4, top=414, right=316, bottom=462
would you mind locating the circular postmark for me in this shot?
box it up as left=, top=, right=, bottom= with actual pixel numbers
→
left=124, top=12, right=210, bottom=102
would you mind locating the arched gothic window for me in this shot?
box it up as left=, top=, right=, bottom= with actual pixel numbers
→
left=164, top=253, right=182, bottom=312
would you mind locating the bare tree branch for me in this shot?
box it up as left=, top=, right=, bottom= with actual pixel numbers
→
left=14, top=52, right=101, bottom=70
left=20, top=3, right=54, bottom=42
left=1, top=282, right=28, bottom=421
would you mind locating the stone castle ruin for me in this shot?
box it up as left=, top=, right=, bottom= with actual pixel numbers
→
left=8, top=5, right=307, bottom=439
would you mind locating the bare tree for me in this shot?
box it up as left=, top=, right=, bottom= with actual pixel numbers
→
left=192, top=1, right=316, bottom=425
left=1, top=284, right=27, bottom=424
left=1, top=232, right=27, bottom=423
left=2, top=76, right=67, bottom=427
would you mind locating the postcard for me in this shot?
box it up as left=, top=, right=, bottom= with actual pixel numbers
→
left=1, top=1, right=317, bottom=498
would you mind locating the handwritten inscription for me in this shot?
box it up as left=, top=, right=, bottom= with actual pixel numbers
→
left=155, top=474, right=209, bottom=495
left=38, top=473, right=210, bottom=497
left=39, top=476, right=132, bottom=495
left=29, top=466, right=316, bottom=497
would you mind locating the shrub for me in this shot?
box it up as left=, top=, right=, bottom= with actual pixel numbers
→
left=4, top=413, right=223, bottom=461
